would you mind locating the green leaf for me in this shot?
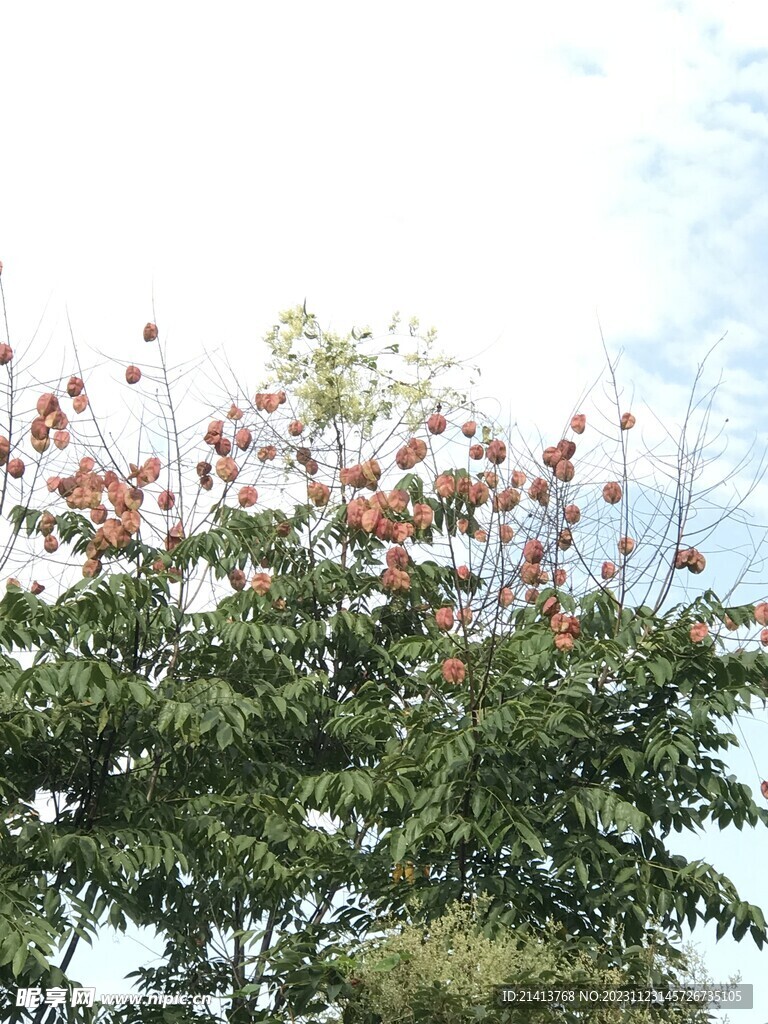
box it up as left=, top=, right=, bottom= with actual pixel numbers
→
left=370, top=954, right=404, bottom=972
left=648, top=658, right=672, bottom=686
left=12, top=944, right=27, bottom=978
left=571, top=796, right=586, bottom=828
left=270, top=694, right=287, bottom=717
left=574, top=858, right=588, bottom=888
left=97, top=704, right=109, bottom=736
left=216, top=722, right=234, bottom=750
left=390, top=832, right=407, bottom=864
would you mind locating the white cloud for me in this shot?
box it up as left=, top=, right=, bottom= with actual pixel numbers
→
left=1, top=0, right=762, bottom=408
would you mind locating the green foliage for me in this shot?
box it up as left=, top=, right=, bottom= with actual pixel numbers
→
left=2, top=535, right=765, bottom=1020
left=261, top=304, right=474, bottom=436
left=332, top=899, right=719, bottom=1023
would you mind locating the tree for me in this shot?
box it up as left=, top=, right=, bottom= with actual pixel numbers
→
left=0, top=276, right=766, bottom=1022
left=332, top=897, right=726, bottom=1023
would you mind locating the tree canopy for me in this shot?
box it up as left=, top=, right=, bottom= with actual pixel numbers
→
left=0, top=295, right=766, bottom=1022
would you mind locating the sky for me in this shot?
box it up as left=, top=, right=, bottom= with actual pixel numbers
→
left=3, top=0, right=768, bottom=1020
